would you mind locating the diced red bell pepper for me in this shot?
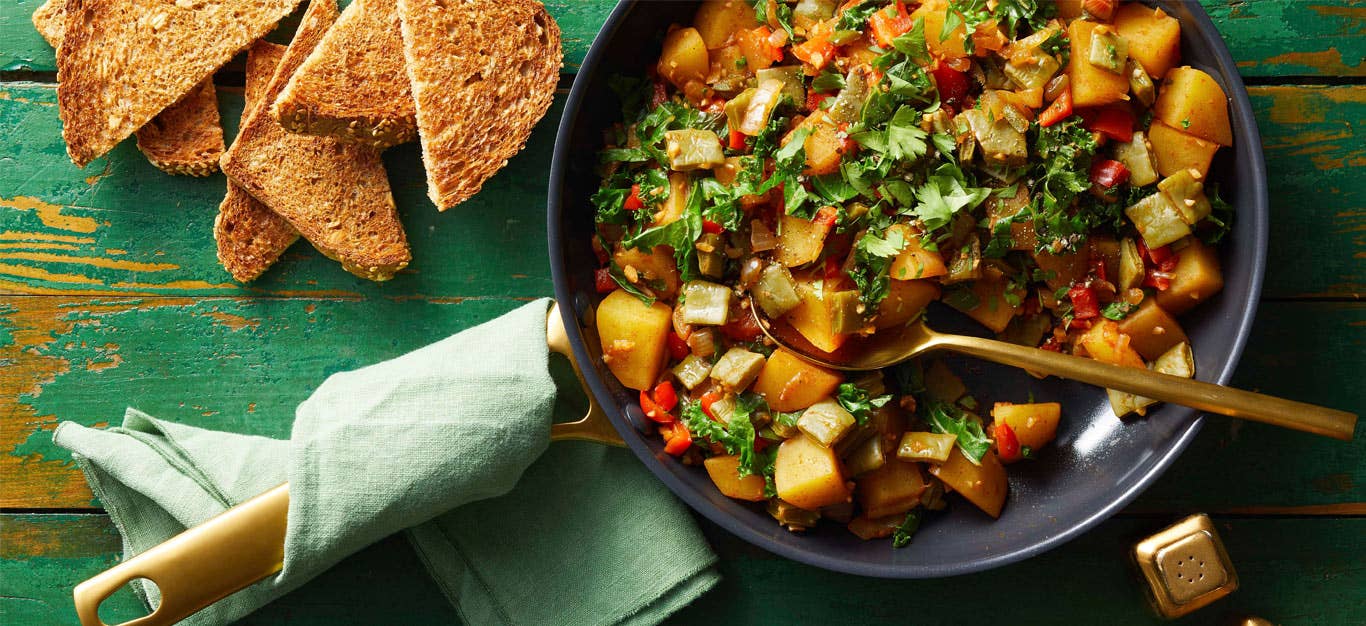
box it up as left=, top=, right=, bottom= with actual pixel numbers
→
left=702, top=218, right=725, bottom=234
left=1067, top=285, right=1100, bottom=320
left=594, top=267, right=616, bottom=294
left=931, top=64, right=971, bottom=108
left=623, top=184, right=645, bottom=211
left=1080, top=105, right=1135, bottom=142
left=700, top=390, right=723, bottom=421
left=663, top=422, right=692, bottom=455
left=813, top=205, right=838, bottom=230
left=728, top=128, right=747, bottom=151
left=1089, top=159, right=1131, bottom=188
left=1143, top=269, right=1173, bottom=291
left=1040, top=335, right=1064, bottom=352
left=667, top=331, right=690, bottom=361
left=639, top=390, right=675, bottom=424
left=792, top=36, right=837, bottom=71
left=652, top=381, right=678, bottom=412
left=869, top=1, right=914, bottom=48
left=994, top=422, right=1021, bottom=462
left=1137, top=239, right=1175, bottom=267
left=1089, top=255, right=1108, bottom=283
left=805, top=90, right=832, bottom=112
left=1082, top=0, right=1118, bottom=21
left=1038, top=89, right=1072, bottom=127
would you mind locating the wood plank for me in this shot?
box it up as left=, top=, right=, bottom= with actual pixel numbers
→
left=2, top=296, right=1359, bottom=511
left=2, top=82, right=1362, bottom=299
left=3, top=513, right=1362, bottom=625
left=0, top=0, right=614, bottom=74
left=1207, top=0, right=1366, bottom=77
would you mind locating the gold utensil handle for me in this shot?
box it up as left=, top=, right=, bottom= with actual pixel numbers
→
left=930, top=333, right=1357, bottom=440
left=72, top=484, right=290, bottom=626
left=72, top=304, right=623, bottom=625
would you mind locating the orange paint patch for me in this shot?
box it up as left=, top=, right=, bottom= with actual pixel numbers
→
left=105, top=248, right=127, bottom=256
left=0, top=251, right=179, bottom=272
left=0, top=242, right=81, bottom=252
left=0, top=197, right=99, bottom=234
left=202, top=311, right=261, bottom=332
left=0, top=231, right=96, bottom=245
left=85, top=354, right=124, bottom=372
left=1259, top=48, right=1363, bottom=76
left=0, top=516, right=119, bottom=559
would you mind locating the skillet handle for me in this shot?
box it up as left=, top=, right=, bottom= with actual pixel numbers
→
left=72, top=484, right=290, bottom=626
left=72, top=303, right=621, bottom=626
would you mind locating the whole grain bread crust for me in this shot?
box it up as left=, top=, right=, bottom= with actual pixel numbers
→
left=56, top=0, right=302, bottom=167
left=35, top=0, right=226, bottom=176
left=220, top=0, right=411, bottom=282
left=214, top=43, right=300, bottom=283
left=396, top=0, right=562, bottom=210
left=272, top=0, right=416, bottom=149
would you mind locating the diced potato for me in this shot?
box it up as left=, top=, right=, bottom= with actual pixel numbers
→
left=1154, top=239, right=1223, bottom=315
left=1114, top=131, right=1159, bottom=187
left=1077, top=319, right=1147, bottom=368
left=857, top=460, right=928, bottom=519
left=752, top=348, right=843, bottom=411
left=1148, top=119, right=1220, bottom=179
left=889, top=225, right=949, bottom=280
left=847, top=514, right=904, bottom=540
left=754, top=263, right=802, bottom=319
left=1155, top=67, right=1233, bottom=147
left=954, top=276, right=1023, bottom=333
left=1126, top=191, right=1192, bottom=249
left=913, top=0, right=967, bottom=59
left=672, top=354, right=714, bottom=390
left=875, top=279, right=940, bottom=330
left=1054, top=0, right=1083, bottom=19
left=664, top=129, right=725, bottom=171
left=597, top=290, right=673, bottom=390
left=797, top=398, right=857, bottom=447
left=693, top=0, right=759, bottom=49
left=991, top=402, right=1061, bottom=453
left=897, top=431, right=957, bottom=463
left=1114, top=3, right=1181, bottom=79
left=1068, top=20, right=1129, bottom=108
left=1118, top=237, right=1144, bottom=291
left=786, top=276, right=850, bottom=353
left=711, top=347, right=766, bottom=390
left=775, top=435, right=851, bottom=510
left=929, top=448, right=1008, bottom=518
left=1118, top=300, right=1188, bottom=360
left=1032, top=248, right=1088, bottom=291
left=704, top=455, right=768, bottom=501
left=791, top=111, right=843, bottom=176
left=1158, top=169, right=1212, bottom=225
left=776, top=213, right=833, bottom=267
left=612, top=246, right=682, bottom=300
left=657, top=27, right=709, bottom=89
left=924, top=360, right=967, bottom=403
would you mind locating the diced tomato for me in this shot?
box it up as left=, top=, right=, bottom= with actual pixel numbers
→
left=931, top=64, right=971, bottom=108
left=1137, top=239, right=1175, bottom=267
left=1038, top=89, right=1073, bottom=127
left=667, top=331, right=690, bottom=361
left=623, top=184, right=645, bottom=211
left=1040, top=335, right=1064, bottom=352
left=1089, top=159, right=1131, bottom=188
left=805, top=90, right=832, bottom=112
left=653, top=381, right=679, bottom=412
left=720, top=312, right=765, bottom=342
left=868, top=1, right=914, bottom=47
left=594, top=267, right=616, bottom=294
left=1080, top=105, right=1135, bottom=142
left=1082, top=0, right=1118, bottom=21
left=639, top=390, right=675, bottom=423
left=995, top=422, right=1021, bottom=462
left=702, top=218, right=725, bottom=234
left=651, top=80, right=669, bottom=108
left=1143, top=269, right=1173, bottom=291
left=700, top=390, right=723, bottom=421
left=792, top=36, right=837, bottom=71
left=1067, top=285, right=1100, bottom=320
left=663, top=422, right=692, bottom=455
left=1089, top=255, right=1108, bottom=283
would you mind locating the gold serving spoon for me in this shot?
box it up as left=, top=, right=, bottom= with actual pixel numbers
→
left=749, top=301, right=1356, bottom=441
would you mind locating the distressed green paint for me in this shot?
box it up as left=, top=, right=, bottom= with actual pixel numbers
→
left=1, top=82, right=1362, bottom=298
left=3, top=514, right=1363, bottom=625
left=1206, top=0, right=1366, bottom=77
left=0, top=0, right=615, bottom=73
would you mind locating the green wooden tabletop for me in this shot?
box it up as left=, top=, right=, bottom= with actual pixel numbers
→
left=1, top=1, right=1361, bottom=624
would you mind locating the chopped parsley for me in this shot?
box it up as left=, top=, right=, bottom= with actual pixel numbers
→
left=892, top=510, right=922, bottom=548
left=1101, top=301, right=1138, bottom=320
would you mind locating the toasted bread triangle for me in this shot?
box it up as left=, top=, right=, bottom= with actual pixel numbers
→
left=35, top=0, right=225, bottom=176
left=272, top=0, right=416, bottom=149
left=55, top=0, right=303, bottom=167
left=221, top=0, right=412, bottom=282
left=214, top=43, right=301, bottom=283
left=396, top=0, right=562, bottom=210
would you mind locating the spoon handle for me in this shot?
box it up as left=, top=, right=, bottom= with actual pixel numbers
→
left=930, top=333, right=1356, bottom=440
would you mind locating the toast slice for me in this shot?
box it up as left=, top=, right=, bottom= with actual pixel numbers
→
left=396, top=0, right=561, bottom=210
left=214, top=43, right=301, bottom=283
left=272, top=0, right=416, bottom=149
left=55, top=0, right=304, bottom=167
left=220, top=0, right=411, bottom=282
left=34, top=0, right=225, bottom=176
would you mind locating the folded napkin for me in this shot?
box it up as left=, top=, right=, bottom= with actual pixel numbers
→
left=53, top=299, right=718, bottom=625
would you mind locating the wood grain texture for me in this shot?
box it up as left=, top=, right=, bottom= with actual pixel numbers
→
left=2, top=514, right=1362, bottom=625
left=1, top=83, right=1360, bottom=298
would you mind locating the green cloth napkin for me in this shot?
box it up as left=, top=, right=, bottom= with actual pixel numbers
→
left=53, top=299, right=718, bottom=625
